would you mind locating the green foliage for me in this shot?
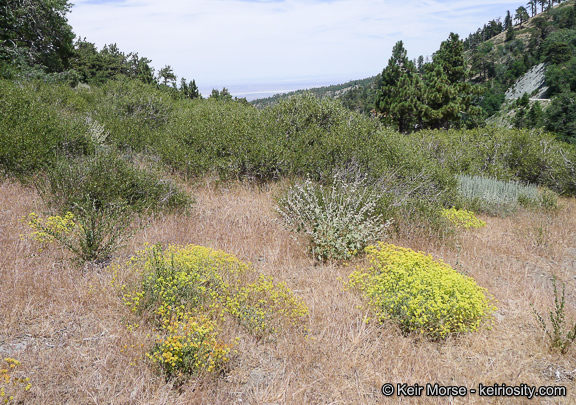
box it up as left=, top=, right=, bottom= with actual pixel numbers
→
left=545, top=91, right=576, bottom=143
left=514, top=6, right=530, bottom=27
left=532, top=276, right=576, bottom=354
left=0, top=0, right=75, bottom=72
left=70, top=40, right=156, bottom=86
left=410, top=127, right=576, bottom=196
left=0, top=80, right=92, bottom=176
left=25, top=202, right=136, bottom=265
left=119, top=244, right=308, bottom=377
left=35, top=151, right=191, bottom=215
left=250, top=76, right=378, bottom=112
left=526, top=101, right=544, bottom=128
left=376, top=41, right=423, bottom=133
left=546, top=57, right=576, bottom=95
left=348, top=243, right=496, bottom=339
left=276, top=170, right=392, bottom=261
left=376, top=34, right=483, bottom=132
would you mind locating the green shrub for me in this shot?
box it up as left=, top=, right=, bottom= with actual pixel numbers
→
left=276, top=169, right=392, bottom=261
left=29, top=149, right=190, bottom=264
left=35, top=151, right=191, bottom=215
left=410, top=127, right=576, bottom=196
left=25, top=201, right=137, bottom=265
left=532, top=276, right=576, bottom=354
left=348, top=243, right=496, bottom=339
left=0, top=80, right=92, bottom=177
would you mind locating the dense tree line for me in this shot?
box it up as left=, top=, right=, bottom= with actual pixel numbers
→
left=0, top=0, right=204, bottom=100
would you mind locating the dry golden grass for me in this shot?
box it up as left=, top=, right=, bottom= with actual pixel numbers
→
left=1, top=178, right=576, bottom=404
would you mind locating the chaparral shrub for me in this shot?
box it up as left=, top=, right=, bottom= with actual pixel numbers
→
left=348, top=243, right=496, bottom=339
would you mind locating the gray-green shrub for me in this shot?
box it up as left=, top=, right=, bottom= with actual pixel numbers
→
left=457, top=174, right=540, bottom=216
left=276, top=169, right=392, bottom=261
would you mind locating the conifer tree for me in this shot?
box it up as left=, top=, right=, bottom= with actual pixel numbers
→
left=504, top=10, right=513, bottom=30
left=157, top=65, right=176, bottom=86
left=515, top=6, right=530, bottom=27
left=421, top=33, right=482, bottom=129
left=375, top=41, right=423, bottom=133
left=527, top=101, right=544, bottom=128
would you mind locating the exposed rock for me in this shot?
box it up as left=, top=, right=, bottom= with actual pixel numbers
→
left=505, top=63, right=548, bottom=100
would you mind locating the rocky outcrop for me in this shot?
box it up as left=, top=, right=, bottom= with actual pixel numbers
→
left=505, top=63, right=548, bottom=100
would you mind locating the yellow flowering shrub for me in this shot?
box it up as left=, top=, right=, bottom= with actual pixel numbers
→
left=24, top=212, right=77, bottom=245
left=23, top=206, right=137, bottom=264
left=225, top=275, right=309, bottom=338
left=1, top=358, right=31, bottom=404
left=441, top=207, right=486, bottom=229
left=120, top=243, right=308, bottom=378
left=147, top=313, right=230, bottom=379
left=348, top=243, right=496, bottom=339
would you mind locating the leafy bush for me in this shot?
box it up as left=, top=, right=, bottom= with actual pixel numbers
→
left=276, top=170, right=392, bottom=261
left=410, top=127, right=576, bottom=196
left=348, top=243, right=496, bottom=339
left=119, top=244, right=308, bottom=378
left=532, top=276, right=576, bottom=354
left=35, top=151, right=191, bottom=215
left=441, top=207, right=486, bottom=229
left=0, top=80, right=92, bottom=177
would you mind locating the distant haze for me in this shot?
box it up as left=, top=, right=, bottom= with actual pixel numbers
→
left=68, top=0, right=521, bottom=94
left=199, top=76, right=362, bottom=101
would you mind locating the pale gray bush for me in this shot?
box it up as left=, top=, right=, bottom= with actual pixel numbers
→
left=457, top=174, right=541, bottom=215
left=276, top=170, right=392, bottom=261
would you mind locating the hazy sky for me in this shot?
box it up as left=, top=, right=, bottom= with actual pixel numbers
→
left=67, top=0, right=521, bottom=96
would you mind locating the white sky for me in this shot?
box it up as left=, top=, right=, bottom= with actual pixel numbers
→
left=67, top=0, right=521, bottom=96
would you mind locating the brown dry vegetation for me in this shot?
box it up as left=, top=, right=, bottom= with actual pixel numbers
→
left=1, top=178, right=576, bottom=404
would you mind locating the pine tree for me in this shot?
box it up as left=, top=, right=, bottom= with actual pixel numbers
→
left=421, top=33, right=483, bottom=129
left=515, top=6, right=530, bottom=27
left=504, top=10, right=513, bottom=30
left=157, top=65, right=176, bottom=86
left=506, top=24, right=516, bottom=42
left=527, top=101, right=544, bottom=128
left=180, top=77, right=200, bottom=99
left=375, top=41, right=424, bottom=133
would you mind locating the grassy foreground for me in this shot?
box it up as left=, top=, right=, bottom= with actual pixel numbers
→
left=1, top=178, right=575, bottom=404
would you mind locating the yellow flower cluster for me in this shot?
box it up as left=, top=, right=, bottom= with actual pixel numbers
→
left=348, top=243, right=496, bottom=339
left=120, top=243, right=308, bottom=378
left=24, top=212, right=78, bottom=244
left=225, top=275, right=309, bottom=338
left=1, top=358, right=31, bottom=404
left=147, top=313, right=230, bottom=378
left=441, top=207, right=486, bottom=229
